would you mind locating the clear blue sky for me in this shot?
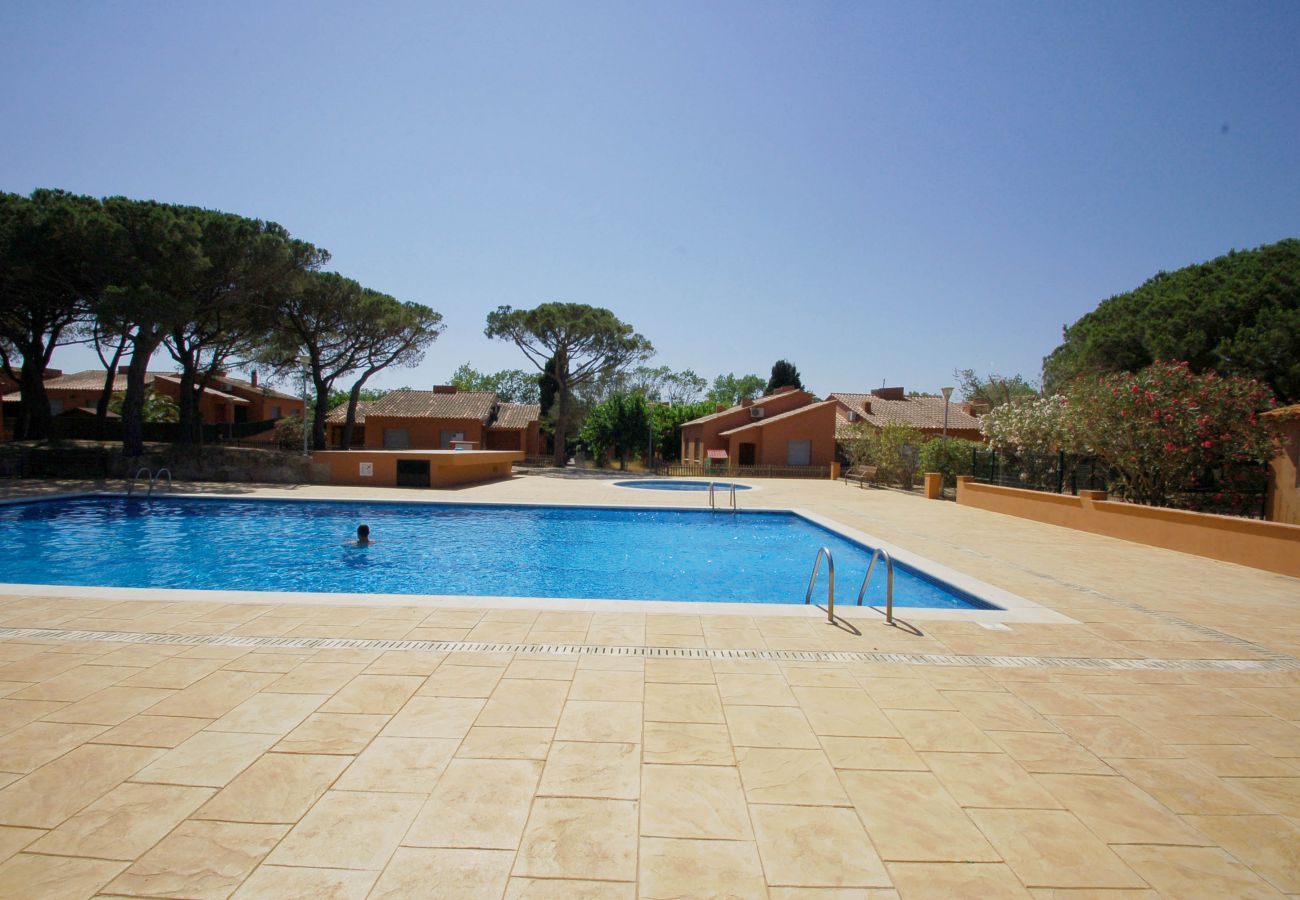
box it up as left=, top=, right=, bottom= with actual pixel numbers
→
left=3, top=1, right=1297, bottom=397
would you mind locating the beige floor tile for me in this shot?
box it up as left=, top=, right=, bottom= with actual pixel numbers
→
left=644, top=658, right=715, bottom=684
left=90, top=714, right=210, bottom=749
left=922, top=752, right=1063, bottom=809
left=0, top=742, right=162, bottom=829
left=793, top=686, right=900, bottom=737
left=988, top=730, right=1113, bottom=774
left=220, top=651, right=309, bottom=674
left=886, top=709, right=1000, bottom=752
left=231, top=864, right=378, bottom=898
left=840, top=770, right=999, bottom=862
left=513, top=797, right=638, bottom=881
left=0, top=825, right=42, bottom=863
left=1193, top=818, right=1294, bottom=895
left=405, top=758, right=542, bottom=849
left=538, top=740, right=638, bottom=799
left=27, top=781, right=211, bottom=860
left=643, top=721, right=735, bottom=766
left=942, top=689, right=1056, bottom=731
left=568, top=669, right=644, bottom=702
left=119, top=656, right=227, bottom=689
left=265, top=661, right=368, bottom=694
left=640, top=837, right=768, bottom=898
left=266, top=789, right=422, bottom=870
left=504, top=877, right=635, bottom=898
left=370, top=846, right=515, bottom=899
left=968, top=809, right=1145, bottom=888
left=820, top=736, right=927, bottom=771
left=1179, top=744, right=1297, bottom=777
left=9, top=663, right=140, bottom=702
left=887, top=861, right=1033, bottom=898
left=381, top=695, right=485, bottom=739
left=133, top=730, right=277, bottom=787
left=862, top=677, right=956, bottom=711
left=106, top=820, right=288, bottom=899
left=640, top=764, right=751, bottom=839
left=1112, top=844, right=1284, bottom=899
left=477, top=679, right=570, bottom=728
left=725, top=704, right=821, bottom=749
left=782, top=665, right=860, bottom=688
left=0, top=698, right=66, bottom=732
left=1228, top=776, right=1300, bottom=817
left=319, top=673, right=424, bottom=715
left=273, top=711, right=389, bottom=755
left=750, top=804, right=891, bottom=887
left=418, top=664, right=505, bottom=698
left=144, top=670, right=277, bottom=718
left=1036, top=773, right=1210, bottom=845
left=194, top=752, right=350, bottom=823
left=644, top=681, right=725, bottom=723
left=555, top=699, right=643, bottom=743
left=716, top=672, right=797, bottom=706
left=503, top=658, right=578, bottom=681
left=207, top=691, right=327, bottom=735
left=40, top=685, right=172, bottom=726
left=0, top=721, right=106, bottom=773
left=363, top=650, right=445, bottom=677
left=334, top=736, right=459, bottom=792
left=1050, top=715, right=1178, bottom=758
left=736, top=747, right=849, bottom=806
left=456, top=725, right=553, bottom=760
left=1107, top=757, right=1266, bottom=814
left=0, top=852, right=126, bottom=900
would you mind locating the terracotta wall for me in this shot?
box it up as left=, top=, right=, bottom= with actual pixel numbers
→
left=956, top=477, right=1300, bottom=578
left=362, top=416, right=486, bottom=450
left=725, top=402, right=839, bottom=467
left=680, top=389, right=813, bottom=462
left=312, top=449, right=522, bottom=487
left=1267, top=417, right=1300, bottom=526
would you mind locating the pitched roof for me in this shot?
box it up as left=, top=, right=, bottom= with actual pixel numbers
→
left=363, top=389, right=498, bottom=421
left=214, top=375, right=300, bottom=401
left=718, top=400, right=838, bottom=436
left=490, top=403, right=541, bottom=430
left=680, top=388, right=806, bottom=426
left=3, top=370, right=248, bottom=404
left=830, top=392, right=982, bottom=436
left=325, top=399, right=379, bottom=425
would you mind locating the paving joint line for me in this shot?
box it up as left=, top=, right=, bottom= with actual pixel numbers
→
left=0, top=626, right=1294, bottom=671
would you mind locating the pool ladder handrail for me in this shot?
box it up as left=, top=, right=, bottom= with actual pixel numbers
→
left=128, top=467, right=172, bottom=499
left=707, top=481, right=738, bottom=512
left=856, top=547, right=895, bottom=625
left=803, top=545, right=835, bottom=623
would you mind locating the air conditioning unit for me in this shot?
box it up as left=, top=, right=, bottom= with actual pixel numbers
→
left=749, top=407, right=765, bottom=419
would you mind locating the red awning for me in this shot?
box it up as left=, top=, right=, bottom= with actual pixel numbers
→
left=707, top=449, right=729, bottom=459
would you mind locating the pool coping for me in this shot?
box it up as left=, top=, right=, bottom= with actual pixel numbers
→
left=0, top=489, right=1077, bottom=625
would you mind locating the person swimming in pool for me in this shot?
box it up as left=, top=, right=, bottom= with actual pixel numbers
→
left=352, top=524, right=375, bottom=546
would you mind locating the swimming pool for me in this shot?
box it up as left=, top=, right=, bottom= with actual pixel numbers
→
left=613, top=480, right=752, bottom=492
left=0, top=496, right=997, bottom=610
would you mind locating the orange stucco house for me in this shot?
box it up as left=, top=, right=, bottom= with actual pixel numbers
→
left=679, top=387, right=836, bottom=467
left=326, top=387, right=541, bottom=456
left=829, top=387, right=984, bottom=447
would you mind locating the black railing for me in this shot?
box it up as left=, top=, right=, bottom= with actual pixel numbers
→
left=970, top=449, right=1108, bottom=494
left=653, top=463, right=831, bottom=479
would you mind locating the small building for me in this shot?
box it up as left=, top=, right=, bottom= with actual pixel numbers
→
left=679, top=387, right=834, bottom=467
left=830, top=387, right=984, bottom=449
left=325, top=387, right=542, bottom=457
left=1264, top=403, right=1300, bottom=525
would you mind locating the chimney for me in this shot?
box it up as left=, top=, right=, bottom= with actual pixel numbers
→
left=960, top=402, right=975, bottom=416
left=117, top=365, right=131, bottom=374
left=861, top=400, right=871, bottom=414
left=433, top=385, right=457, bottom=394
left=741, top=398, right=753, bottom=408
left=250, top=370, right=258, bottom=387
left=871, top=386, right=905, bottom=401
left=714, top=403, right=726, bottom=413
left=43, top=369, right=63, bottom=380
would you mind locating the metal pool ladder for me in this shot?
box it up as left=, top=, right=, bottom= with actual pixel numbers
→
left=804, top=546, right=835, bottom=623
left=707, top=481, right=738, bottom=512
left=128, top=467, right=172, bottom=498
left=856, top=547, right=896, bottom=625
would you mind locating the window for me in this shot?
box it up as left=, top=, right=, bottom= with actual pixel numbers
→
left=383, top=428, right=411, bottom=449
left=271, top=405, right=281, bottom=419
left=440, top=430, right=466, bottom=449
left=787, top=440, right=811, bottom=466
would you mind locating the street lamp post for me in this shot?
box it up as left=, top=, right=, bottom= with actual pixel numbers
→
left=941, top=386, right=954, bottom=488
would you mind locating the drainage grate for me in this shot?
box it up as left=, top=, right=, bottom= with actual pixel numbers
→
left=0, top=626, right=1294, bottom=671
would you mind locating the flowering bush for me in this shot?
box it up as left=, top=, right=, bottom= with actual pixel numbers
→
left=917, top=437, right=983, bottom=487
left=980, top=394, right=1075, bottom=454
left=844, top=423, right=925, bottom=487
left=1065, top=361, right=1275, bottom=507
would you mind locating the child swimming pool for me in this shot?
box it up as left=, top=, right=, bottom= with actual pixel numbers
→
left=0, top=496, right=998, bottom=610
left=613, top=480, right=752, bottom=492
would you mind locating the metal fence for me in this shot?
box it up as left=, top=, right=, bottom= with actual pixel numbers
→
left=652, top=463, right=832, bottom=480
left=969, top=449, right=1108, bottom=494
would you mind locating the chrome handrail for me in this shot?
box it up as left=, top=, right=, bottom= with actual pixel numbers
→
left=128, top=467, right=151, bottom=497
left=708, top=481, right=716, bottom=510
left=804, top=546, right=835, bottom=623
left=729, top=483, right=737, bottom=512
left=856, top=547, right=895, bottom=625
left=152, top=468, right=172, bottom=497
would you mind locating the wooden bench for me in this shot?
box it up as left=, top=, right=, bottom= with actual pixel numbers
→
left=842, top=465, right=878, bottom=488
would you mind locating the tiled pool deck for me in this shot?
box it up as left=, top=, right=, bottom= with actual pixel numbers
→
left=0, top=475, right=1296, bottom=898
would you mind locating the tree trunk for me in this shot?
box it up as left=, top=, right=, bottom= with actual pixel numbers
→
left=121, top=334, right=162, bottom=458
left=311, top=377, right=329, bottom=451
left=95, top=336, right=128, bottom=439
left=176, top=365, right=200, bottom=447
left=340, top=370, right=377, bottom=451
left=551, top=386, right=571, bottom=467
left=16, top=352, right=54, bottom=441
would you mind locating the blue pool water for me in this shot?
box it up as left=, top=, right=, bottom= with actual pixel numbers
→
left=614, top=480, right=752, bottom=492
left=0, top=497, right=996, bottom=609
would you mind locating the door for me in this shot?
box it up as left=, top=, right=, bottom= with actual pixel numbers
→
left=233, top=406, right=248, bottom=424
left=738, top=443, right=756, bottom=466
left=396, top=459, right=431, bottom=487
left=787, top=440, right=811, bottom=466
left=383, top=428, right=411, bottom=449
